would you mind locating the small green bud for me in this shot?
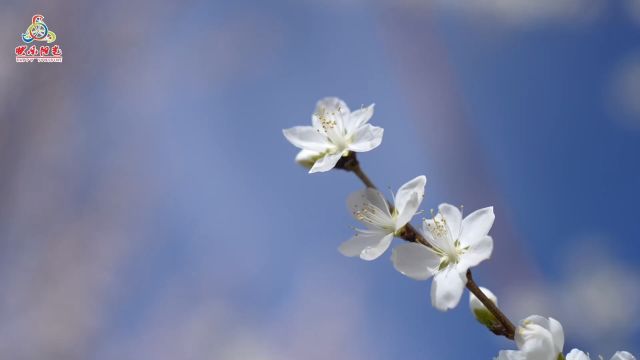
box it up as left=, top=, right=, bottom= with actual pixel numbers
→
left=469, top=286, right=499, bottom=328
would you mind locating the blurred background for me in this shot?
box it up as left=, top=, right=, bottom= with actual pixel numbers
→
left=1, top=0, right=639, bottom=359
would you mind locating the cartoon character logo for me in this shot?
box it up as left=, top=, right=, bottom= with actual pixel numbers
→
left=21, top=14, right=56, bottom=44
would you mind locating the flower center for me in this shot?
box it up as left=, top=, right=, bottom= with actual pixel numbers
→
left=426, top=213, right=468, bottom=269
left=318, top=112, right=337, bottom=131
left=316, top=107, right=348, bottom=148
left=352, top=202, right=393, bottom=230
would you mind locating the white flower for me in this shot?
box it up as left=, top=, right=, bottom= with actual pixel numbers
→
left=566, top=349, right=591, bottom=360
left=499, top=318, right=637, bottom=360
left=339, top=175, right=426, bottom=261
left=283, top=97, right=383, bottom=173
left=469, top=286, right=498, bottom=327
left=566, top=349, right=636, bottom=360
left=495, top=315, right=565, bottom=360
left=391, top=204, right=495, bottom=311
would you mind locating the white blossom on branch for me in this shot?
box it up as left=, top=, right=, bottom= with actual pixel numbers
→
left=283, top=97, right=382, bottom=173
left=496, top=315, right=564, bottom=360
left=392, top=204, right=495, bottom=311
left=339, top=175, right=427, bottom=261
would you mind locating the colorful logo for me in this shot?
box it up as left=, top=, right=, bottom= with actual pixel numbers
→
left=15, top=14, right=63, bottom=63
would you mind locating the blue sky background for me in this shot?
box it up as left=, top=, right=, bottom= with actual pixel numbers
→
left=0, top=0, right=639, bottom=359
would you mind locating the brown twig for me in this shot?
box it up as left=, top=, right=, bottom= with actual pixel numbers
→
left=337, top=151, right=516, bottom=340
left=466, top=270, right=515, bottom=339
left=335, top=152, right=375, bottom=188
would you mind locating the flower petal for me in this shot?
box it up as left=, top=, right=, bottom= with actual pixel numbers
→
left=347, top=188, right=392, bottom=224
left=566, top=349, right=590, bottom=360
left=460, top=206, right=495, bottom=246
left=395, top=176, right=427, bottom=213
left=520, top=316, right=564, bottom=355
left=438, top=203, right=463, bottom=240
left=339, top=229, right=391, bottom=260
left=547, top=317, right=565, bottom=355
left=309, top=152, right=343, bottom=173
left=495, top=350, right=527, bottom=360
left=313, top=97, right=350, bottom=132
left=391, top=242, right=439, bottom=280
left=295, top=149, right=321, bottom=169
left=457, top=235, right=493, bottom=274
left=316, top=97, right=350, bottom=115
left=516, top=324, right=557, bottom=359
left=283, top=126, right=330, bottom=152
left=395, top=193, right=420, bottom=230
left=611, top=351, right=636, bottom=360
left=469, top=286, right=498, bottom=312
left=430, top=266, right=467, bottom=311
left=347, top=124, right=383, bottom=152
left=345, top=104, right=374, bottom=133
left=394, top=175, right=427, bottom=227
left=360, top=233, right=394, bottom=260
left=516, top=315, right=564, bottom=357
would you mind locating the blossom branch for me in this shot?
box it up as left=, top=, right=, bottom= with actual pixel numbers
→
left=336, top=152, right=376, bottom=189
left=285, top=97, right=637, bottom=359
left=337, top=151, right=515, bottom=340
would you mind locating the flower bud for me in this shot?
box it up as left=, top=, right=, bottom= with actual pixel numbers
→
left=469, top=286, right=498, bottom=327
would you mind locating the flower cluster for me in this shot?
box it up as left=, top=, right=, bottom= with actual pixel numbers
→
left=495, top=314, right=635, bottom=360
left=283, top=97, right=636, bottom=359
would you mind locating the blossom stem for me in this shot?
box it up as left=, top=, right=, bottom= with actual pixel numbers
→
left=352, top=164, right=376, bottom=189
left=337, top=151, right=516, bottom=340
left=336, top=152, right=377, bottom=188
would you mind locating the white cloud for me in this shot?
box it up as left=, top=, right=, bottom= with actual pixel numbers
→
left=302, top=0, right=607, bottom=28
left=503, top=242, right=640, bottom=353
left=428, top=0, right=606, bottom=27
left=609, top=54, right=640, bottom=129
left=624, top=0, right=640, bottom=25
left=96, top=267, right=380, bottom=360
